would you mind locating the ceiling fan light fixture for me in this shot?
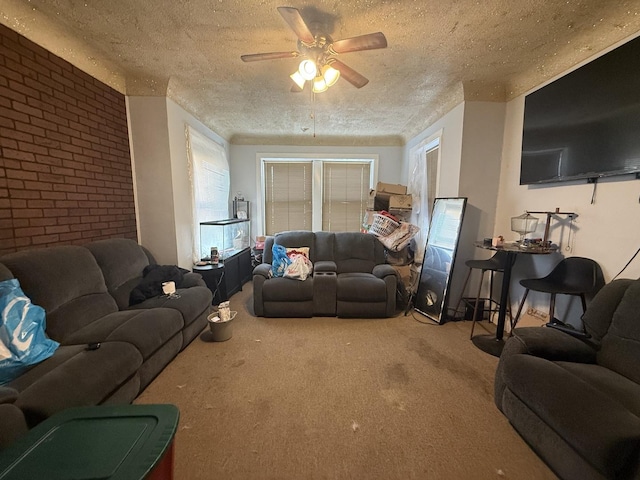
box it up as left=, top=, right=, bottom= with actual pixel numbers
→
left=298, top=59, right=317, bottom=81
left=290, top=71, right=306, bottom=89
left=312, top=75, right=328, bottom=93
left=321, top=64, right=340, bottom=87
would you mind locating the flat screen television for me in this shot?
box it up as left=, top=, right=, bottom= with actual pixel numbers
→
left=520, top=35, right=640, bottom=185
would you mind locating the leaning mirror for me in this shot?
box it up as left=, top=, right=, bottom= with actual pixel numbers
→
left=414, top=197, right=467, bottom=324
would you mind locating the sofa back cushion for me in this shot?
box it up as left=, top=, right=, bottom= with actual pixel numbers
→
left=598, top=279, right=640, bottom=383
left=265, top=231, right=317, bottom=264
left=85, top=238, right=151, bottom=310
left=334, top=232, right=385, bottom=274
left=582, top=278, right=634, bottom=343
left=0, top=246, right=118, bottom=343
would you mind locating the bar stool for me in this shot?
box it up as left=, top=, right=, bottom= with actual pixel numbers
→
left=511, top=256, right=604, bottom=330
left=455, top=251, right=513, bottom=339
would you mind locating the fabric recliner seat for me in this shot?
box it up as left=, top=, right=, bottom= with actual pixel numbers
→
left=495, top=278, right=640, bottom=480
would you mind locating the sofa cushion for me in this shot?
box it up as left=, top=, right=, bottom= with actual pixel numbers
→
left=502, top=354, right=640, bottom=478
left=337, top=273, right=388, bottom=301
left=85, top=238, right=151, bottom=310
left=270, top=231, right=317, bottom=262
left=9, top=342, right=142, bottom=426
left=62, top=309, right=183, bottom=360
left=598, top=281, right=640, bottom=384
left=557, top=361, right=640, bottom=418
left=261, top=276, right=314, bottom=302
left=582, top=278, right=634, bottom=343
left=0, top=246, right=118, bottom=343
left=128, top=286, right=212, bottom=329
left=334, top=232, right=385, bottom=273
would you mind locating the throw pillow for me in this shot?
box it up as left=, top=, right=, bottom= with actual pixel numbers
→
left=286, top=247, right=310, bottom=259
left=0, top=279, right=59, bottom=385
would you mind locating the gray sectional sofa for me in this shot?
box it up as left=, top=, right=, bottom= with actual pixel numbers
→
left=495, top=278, right=640, bottom=480
left=0, top=238, right=212, bottom=448
left=253, top=231, right=398, bottom=318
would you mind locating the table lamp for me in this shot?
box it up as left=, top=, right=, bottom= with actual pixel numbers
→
left=511, top=212, right=539, bottom=243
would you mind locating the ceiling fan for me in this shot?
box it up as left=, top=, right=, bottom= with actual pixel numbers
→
left=241, top=6, right=387, bottom=92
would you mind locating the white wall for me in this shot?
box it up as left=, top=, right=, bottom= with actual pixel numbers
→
left=495, top=95, right=640, bottom=323
left=229, top=144, right=404, bottom=238
left=127, top=96, right=229, bottom=268
left=403, top=102, right=465, bottom=196
left=402, top=101, right=508, bottom=316
left=127, top=96, right=178, bottom=263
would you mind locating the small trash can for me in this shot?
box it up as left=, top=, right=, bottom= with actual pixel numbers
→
left=207, top=311, right=237, bottom=342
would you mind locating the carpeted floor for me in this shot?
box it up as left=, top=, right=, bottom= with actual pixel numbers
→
left=136, top=284, right=556, bottom=479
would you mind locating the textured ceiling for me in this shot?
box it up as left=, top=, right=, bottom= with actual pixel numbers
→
left=2, top=0, right=640, bottom=146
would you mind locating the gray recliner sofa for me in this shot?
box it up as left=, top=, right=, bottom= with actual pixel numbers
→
left=253, top=231, right=398, bottom=318
left=495, top=278, right=640, bottom=480
left=0, top=238, right=212, bottom=448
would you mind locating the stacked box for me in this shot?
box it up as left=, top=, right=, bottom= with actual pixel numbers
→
left=369, top=182, right=413, bottom=222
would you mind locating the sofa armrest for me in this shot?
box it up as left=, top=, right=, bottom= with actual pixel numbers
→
left=372, top=264, right=397, bottom=279
left=314, top=260, right=336, bottom=273
left=495, top=326, right=598, bottom=412
left=504, top=326, right=598, bottom=363
left=180, top=271, right=206, bottom=288
left=253, top=263, right=272, bottom=279
left=0, top=387, right=28, bottom=449
left=0, top=387, right=18, bottom=405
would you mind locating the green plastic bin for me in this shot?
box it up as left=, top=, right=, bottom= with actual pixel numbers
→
left=0, top=404, right=179, bottom=480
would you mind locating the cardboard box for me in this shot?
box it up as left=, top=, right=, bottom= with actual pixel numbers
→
left=376, top=182, right=407, bottom=196
left=389, top=194, right=412, bottom=210
left=389, top=208, right=411, bottom=222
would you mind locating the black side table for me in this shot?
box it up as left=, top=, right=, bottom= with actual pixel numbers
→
left=193, top=264, right=227, bottom=305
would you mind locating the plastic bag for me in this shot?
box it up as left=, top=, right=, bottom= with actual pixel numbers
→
left=284, top=254, right=313, bottom=281
left=271, top=244, right=292, bottom=277
left=0, top=279, right=59, bottom=385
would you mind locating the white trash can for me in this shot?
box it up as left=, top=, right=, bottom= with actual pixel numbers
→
left=207, top=311, right=237, bottom=342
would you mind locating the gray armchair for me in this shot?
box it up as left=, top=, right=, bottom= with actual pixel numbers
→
left=495, top=278, right=640, bottom=480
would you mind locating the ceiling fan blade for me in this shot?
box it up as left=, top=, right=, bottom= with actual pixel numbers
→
left=277, top=6, right=315, bottom=44
left=330, top=32, right=387, bottom=54
left=330, top=59, right=369, bottom=88
left=241, top=51, right=299, bottom=62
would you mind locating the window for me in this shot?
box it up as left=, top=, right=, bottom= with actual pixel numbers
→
left=264, top=162, right=313, bottom=234
left=322, top=162, right=371, bottom=232
left=186, top=126, right=229, bottom=262
left=261, top=156, right=376, bottom=235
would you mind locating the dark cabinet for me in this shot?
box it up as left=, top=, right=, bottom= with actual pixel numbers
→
left=194, top=247, right=252, bottom=305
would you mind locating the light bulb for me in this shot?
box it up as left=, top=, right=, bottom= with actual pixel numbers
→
left=321, top=64, right=340, bottom=87
left=312, top=75, right=327, bottom=93
left=290, top=71, right=305, bottom=89
left=298, top=60, right=317, bottom=81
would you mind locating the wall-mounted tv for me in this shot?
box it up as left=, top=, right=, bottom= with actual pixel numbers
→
left=520, top=35, right=640, bottom=185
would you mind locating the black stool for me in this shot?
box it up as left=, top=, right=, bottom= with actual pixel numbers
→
left=511, top=256, right=604, bottom=330
left=455, top=251, right=513, bottom=339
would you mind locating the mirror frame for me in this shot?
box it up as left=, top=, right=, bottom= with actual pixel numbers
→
left=414, top=197, right=467, bottom=324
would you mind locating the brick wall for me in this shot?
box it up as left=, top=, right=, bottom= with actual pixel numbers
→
left=0, top=24, right=137, bottom=255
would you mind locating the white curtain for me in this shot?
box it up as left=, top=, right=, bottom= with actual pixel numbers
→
left=186, top=126, right=229, bottom=263
left=408, top=143, right=439, bottom=264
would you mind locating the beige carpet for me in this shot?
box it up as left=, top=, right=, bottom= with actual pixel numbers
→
left=136, top=284, right=556, bottom=480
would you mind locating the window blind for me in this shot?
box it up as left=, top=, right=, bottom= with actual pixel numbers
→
left=264, top=162, right=312, bottom=235
left=322, top=162, right=370, bottom=232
